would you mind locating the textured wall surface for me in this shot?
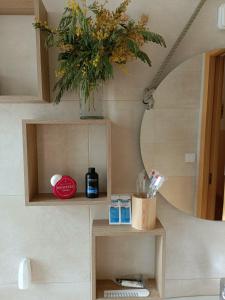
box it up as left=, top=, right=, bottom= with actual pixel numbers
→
left=0, top=0, right=225, bottom=299
left=0, top=16, right=38, bottom=95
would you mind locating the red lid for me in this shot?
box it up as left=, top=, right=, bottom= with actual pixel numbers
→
left=52, top=176, right=77, bottom=200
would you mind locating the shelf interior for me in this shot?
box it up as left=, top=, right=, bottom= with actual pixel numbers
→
left=24, top=121, right=111, bottom=205
left=92, top=218, right=165, bottom=299
left=0, top=14, right=38, bottom=96
left=96, top=279, right=159, bottom=300
left=0, top=0, right=50, bottom=102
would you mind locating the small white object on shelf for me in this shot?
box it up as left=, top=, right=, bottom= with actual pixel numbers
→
left=50, top=174, right=62, bottom=187
left=116, top=278, right=144, bottom=288
left=218, top=4, right=225, bottom=29
left=104, top=288, right=150, bottom=298
left=18, top=258, right=32, bottom=290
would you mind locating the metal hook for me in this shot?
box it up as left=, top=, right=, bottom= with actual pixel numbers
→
left=143, top=88, right=155, bottom=110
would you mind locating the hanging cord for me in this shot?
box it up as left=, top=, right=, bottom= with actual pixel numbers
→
left=143, top=0, right=207, bottom=109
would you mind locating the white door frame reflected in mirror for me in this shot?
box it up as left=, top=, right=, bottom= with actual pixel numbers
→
left=140, top=48, right=225, bottom=221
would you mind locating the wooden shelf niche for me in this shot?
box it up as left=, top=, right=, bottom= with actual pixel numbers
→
left=92, top=219, right=166, bottom=300
left=0, top=0, right=50, bottom=102
left=22, top=119, right=111, bottom=205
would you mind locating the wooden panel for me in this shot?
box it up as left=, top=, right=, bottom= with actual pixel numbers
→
left=155, top=235, right=166, bottom=298
left=28, top=193, right=108, bottom=206
left=93, top=219, right=164, bottom=237
left=92, top=234, right=96, bottom=300
left=106, top=121, right=112, bottom=199
left=132, top=195, right=156, bottom=231
left=96, top=279, right=160, bottom=300
left=23, top=119, right=109, bottom=125
left=0, top=96, right=40, bottom=103
left=207, top=56, right=225, bottom=219
left=0, top=0, right=34, bottom=15
left=206, top=48, right=225, bottom=57
left=197, top=53, right=216, bottom=218
left=34, top=0, right=50, bottom=102
left=215, top=131, right=225, bottom=219
left=23, top=123, right=38, bottom=204
left=197, top=49, right=225, bottom=219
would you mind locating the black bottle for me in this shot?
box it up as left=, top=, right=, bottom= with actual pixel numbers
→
left=85, top=168, right=99, bottom=198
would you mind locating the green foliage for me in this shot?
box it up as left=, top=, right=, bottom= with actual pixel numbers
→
left=33, top=0, right=166, bottom=104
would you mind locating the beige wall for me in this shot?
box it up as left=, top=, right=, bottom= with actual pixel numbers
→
left=1, top=0, right=225, bottom=299
left=0, top=16, right=38, bottom=96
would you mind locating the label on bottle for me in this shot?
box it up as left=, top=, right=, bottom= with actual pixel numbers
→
left=87, top=178, right=98, bottom=194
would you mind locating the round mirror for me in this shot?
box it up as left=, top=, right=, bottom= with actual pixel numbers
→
left=141, top=49, right=225, bottom=221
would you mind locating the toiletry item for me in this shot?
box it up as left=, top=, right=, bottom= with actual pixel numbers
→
left=18, top=258, right=32, bottom=290
left=136, top=169, right=150, bottom=196
left=120, top=195, right=132, bottom=224
left=147, top=171, right=165, bottom=198
left=115, top=278, right=144, bottom=288
left=50, top=174, right=62, bottom=186
left=85, top=168, right=99, bottom=198
left=109, top=195, right=120, bottom=224
left=136, top=169, right=165, bottom=198
left=52, top=175, right=77, bottom=200
left=104, top=289, right=150, bottom=298
left=109, top=195, right=132, bottom=225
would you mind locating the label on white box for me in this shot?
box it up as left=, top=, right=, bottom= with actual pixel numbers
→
left=109, top=194, right=132, bottom=225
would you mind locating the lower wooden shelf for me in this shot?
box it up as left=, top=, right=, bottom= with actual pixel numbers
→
left=92, top=220, right=165, bottom=300
left=93, top=219, right=164, bottom=237
left=96, top=279, right=159, bottom=300
left=28, top=192, right=108, bottom=206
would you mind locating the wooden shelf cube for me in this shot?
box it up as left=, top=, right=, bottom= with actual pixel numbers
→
left=92, top=219, right=165, bottom=300
left=22, top=119, right=111, bottom=205
left=0, top=0, right=50, bottom=102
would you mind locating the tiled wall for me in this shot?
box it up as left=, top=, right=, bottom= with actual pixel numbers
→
left=1, top=0, right=225, bottom=299
left=0, top=16, right=38, bottom=95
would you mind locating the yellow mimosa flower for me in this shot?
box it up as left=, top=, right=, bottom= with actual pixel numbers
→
left=76, top=27, right=82, bottom=37
left=92, top=54, right=100, bottom=67
left=139, top=14, right=149, bottom=26
left=67, top=0, right=79, bottom=12
left=55, top=69, right=66, bottom=78
left=59, top=43, right=74, bottom=52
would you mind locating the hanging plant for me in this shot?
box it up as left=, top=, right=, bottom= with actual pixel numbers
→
left=33, top=0, right=166, bottom=104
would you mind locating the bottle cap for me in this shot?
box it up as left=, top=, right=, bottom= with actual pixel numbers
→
left=88, top=167, right=95, bottom=173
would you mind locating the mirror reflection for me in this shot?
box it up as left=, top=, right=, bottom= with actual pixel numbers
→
left=141, top=49, right=225, bottom=221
